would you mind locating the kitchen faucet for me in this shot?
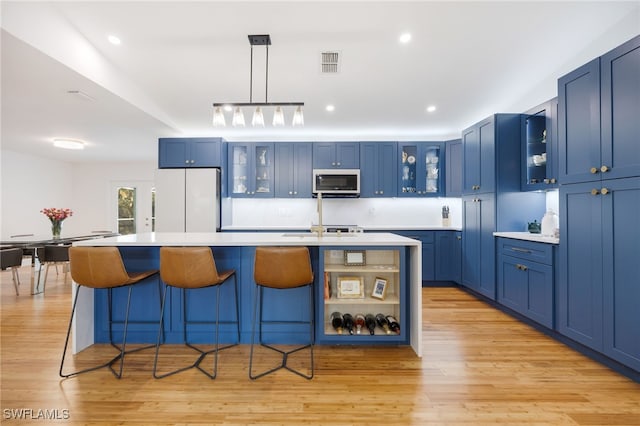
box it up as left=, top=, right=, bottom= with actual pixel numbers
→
left=310, top=192, right=324, bottom=237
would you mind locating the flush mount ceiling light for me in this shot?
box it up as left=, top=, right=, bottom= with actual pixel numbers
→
left=53, top=138, right=85, bottom=150
left=399, top=33, right=412, bottom=44
left=107, top=35, right=121, bottom=45
left=212, top=34, right=304, bottom=128
left=426, top=105, right=437, bottom=113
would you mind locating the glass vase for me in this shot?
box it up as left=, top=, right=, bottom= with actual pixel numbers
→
left=51, top=220, right=62, bottom=239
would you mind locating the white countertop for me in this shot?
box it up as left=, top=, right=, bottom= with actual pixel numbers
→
left=72, top=232, right=421, bottom=247
left=222, top=225, right=462, bottom=232
left=493, top=232, right=559, bottom=245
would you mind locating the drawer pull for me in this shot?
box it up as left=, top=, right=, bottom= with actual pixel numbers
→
left=516, top=264, right=529, bottom=271
left=511, top=247, right=531, bottom=254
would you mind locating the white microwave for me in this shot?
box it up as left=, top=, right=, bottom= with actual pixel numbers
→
left=312, top=169, right=360, bottom=197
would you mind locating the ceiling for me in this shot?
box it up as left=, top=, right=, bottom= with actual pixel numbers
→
left=1, top=1, right=639, bottom=163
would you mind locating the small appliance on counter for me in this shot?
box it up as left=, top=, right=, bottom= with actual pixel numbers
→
left=541, top=208, right=559, bottom=236
left=527, top=220, right=541, bottom=234
left=441, top=205, right=450, bottom=227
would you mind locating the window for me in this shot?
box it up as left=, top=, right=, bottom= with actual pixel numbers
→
left=117, top=187, right=136, bottom=235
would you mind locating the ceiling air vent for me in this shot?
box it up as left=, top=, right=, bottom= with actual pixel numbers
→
left=321, top=51, right=340, bottom=73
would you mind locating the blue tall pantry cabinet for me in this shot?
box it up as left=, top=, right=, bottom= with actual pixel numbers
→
left=558, top=35, right=640, bottom=373
left=461, top=115, right=545, bottom=301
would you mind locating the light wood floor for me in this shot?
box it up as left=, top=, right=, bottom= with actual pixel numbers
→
left=1, top=267, right=638, bottom=425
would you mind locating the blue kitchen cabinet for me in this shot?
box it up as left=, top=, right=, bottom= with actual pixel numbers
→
left=559, top=35, right=640, bottom=184
left=497, top=238, right=554, bottom=329
left=397, top=142, right=445, bottom=197
left=275, top=142, right=312, bottom=198
left=462, top=193, right=496, bottom=299
left=392, top=231, right=435, bottom=282
left=601, top=35, right=640, bottom=181
left=360, top=142, right=397, bottom=197
left=521, top=98, right=559, bottom=191
left=312, top=142, right=359, bottom=169
left=158, top=137, right=223, bottom=168
left=462, top=117, right=495, bottom=194
left=559, top=178, right=640, bottom=371
left=445, top=139, right=462, bottom=197
left=435, top=231, right=462, bottom=283
left=227, top=142, right=274, bottom=198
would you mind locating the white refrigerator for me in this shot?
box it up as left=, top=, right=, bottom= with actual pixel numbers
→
left=155, top=168, right=221, bottom=232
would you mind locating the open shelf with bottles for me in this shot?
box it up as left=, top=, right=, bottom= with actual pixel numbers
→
left=318, top=247, right=407, bottom=343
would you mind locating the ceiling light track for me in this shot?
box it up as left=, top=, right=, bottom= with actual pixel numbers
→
left=212, top=34, right=304, bottom=128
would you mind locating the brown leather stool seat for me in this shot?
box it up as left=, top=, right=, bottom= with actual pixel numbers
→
left=250, top=246, right=315, bottom=379
left=1, top=248, right=23, bottom=295
left=60, top=246, right=159, bottom=378
left=153, top=247, right=239, bottom=379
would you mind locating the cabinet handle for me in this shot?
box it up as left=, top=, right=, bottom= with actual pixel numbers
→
left=516, top=264, right=528, bottom=271
left=289, top=191, right=293, bottom=195
left=185, top=160, right=189, bottom=164
left=380, top=190, right=383, bottom=194
left=337, top=162, right=341, bottom=167
left=374, top=191, right=379, bottom=195
left=591, top=188, right=600, bottom=196
left=543, top=179, right=550, bottom=184
left=550, top=178, right=557, bottom=184
left=456, top=236, right=462, bottom=240
left=511, top=247, right=531, bottom=254
left=294, top=191, right=297, bottom=195
left=590, top=167, right=599, bottom=174
left=331, top=162, right=336, bottom=166
left=600, top=165, right=610, bottom=173
left=601, top=188, right=610, bottom=195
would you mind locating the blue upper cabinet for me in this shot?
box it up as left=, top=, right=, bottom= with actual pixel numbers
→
left=445, top=139, right=462, bottom=197
left=275, top=142, right=312, bottom=198
left=558, top=58, right=602, bottom=184
left=557, top=35, right=639, bottom=185
left=521, top=98, right=559, bottom=191
left=312, top=142, right=359, bottom=169
left=462, top=117, right=495, bottom=194
left=227, top=142, right=274, bottom=198
left=158, top=137, right=223, bottom=168
left=601, top=35, right=640, bottom=181
left=360, top=142, right=397, bottom=197
left=397, top=142, right=445, bottom=197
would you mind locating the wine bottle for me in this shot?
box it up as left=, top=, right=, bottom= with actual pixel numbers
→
left=354, top=313, right=365, bottom=335
left=343, top=313, right=355, bottom=335
left=375, top=313, right=391, bottom=334
left=365, top=314, right=377, bottom=335
left=386, top=315, right=401, bottom=335
left=330, top=311, right=343, bottom=334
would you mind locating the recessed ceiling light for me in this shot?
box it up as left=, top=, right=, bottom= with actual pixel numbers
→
left=426, top=105, right=437, bottom=113
left=399, top=33, right=412, bottom=44
left=107, top=35, right=121, bottom=45
left=53, top=138, right=85, bottom=150
left=326, top=105, right=335, bottom=112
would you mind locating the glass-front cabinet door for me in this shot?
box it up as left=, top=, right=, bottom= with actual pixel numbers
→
left=228, top=143, right=274, bottom=197
left=522, top=98, right=558, bottom=191
left=398, top=142, right=445, bottom=197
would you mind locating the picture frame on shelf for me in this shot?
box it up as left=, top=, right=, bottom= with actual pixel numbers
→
left=337, top=276, right=364, bottom=299
left=371, top=277, right=388, bottom=300
left=344, top=250, right=366, bottom=266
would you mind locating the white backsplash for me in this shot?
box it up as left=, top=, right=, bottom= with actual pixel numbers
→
left=224, top=197, right=462, bottom=229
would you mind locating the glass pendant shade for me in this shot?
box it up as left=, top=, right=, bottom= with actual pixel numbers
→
left=212, top=107, right=226, bottom=127
left=272, top=106, right=285, bottom=126
left=252, top=107, right=265, bottom=127
left=292, top=106, right=304, bottom=126
left=232, top=107, right=245, bottom=127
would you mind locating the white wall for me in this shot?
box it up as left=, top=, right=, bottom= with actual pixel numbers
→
left=1, top=150, right=73, bottom=239
left=0, top=149, right=155, bottom=239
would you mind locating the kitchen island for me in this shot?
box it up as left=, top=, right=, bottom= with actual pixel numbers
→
left=71, top=232, right=422, bottom=356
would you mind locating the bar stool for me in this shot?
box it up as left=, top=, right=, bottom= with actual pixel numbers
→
left=153, top=247, right=239, bottom=379
left=60, top=246, right=158, bottom=379
left=1, top=248, right=23, bottom=295
left=250, top=246, right=315, bottom=380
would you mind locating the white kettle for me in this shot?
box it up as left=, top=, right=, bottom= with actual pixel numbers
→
left=541, top=208, right=559, bottom=236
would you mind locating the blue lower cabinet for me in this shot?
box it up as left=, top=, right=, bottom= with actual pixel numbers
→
left=316, top=246, right=408, bottom=345
left=435, top=231, right=462, bottom=283
left=497, top=238, right=554, bottom=329
left=392, top=231, right=434, bottom=283
left=462, top=193, right=496, bottom=299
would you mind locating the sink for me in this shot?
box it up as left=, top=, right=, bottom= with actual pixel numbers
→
left=281, top=232, right=357, bottom=237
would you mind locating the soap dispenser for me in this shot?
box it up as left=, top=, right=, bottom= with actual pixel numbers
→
left=541, top=208, right=559, bottom=236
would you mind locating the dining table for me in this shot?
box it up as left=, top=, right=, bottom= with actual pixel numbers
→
left=0, top=232, right=118, bottom=295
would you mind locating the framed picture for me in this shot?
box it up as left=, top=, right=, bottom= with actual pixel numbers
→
left=344, top=250, right=366, bottom=266
left=371, top=277, right=388, bottom=300
left=337, top=276, right=364, bottom=299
